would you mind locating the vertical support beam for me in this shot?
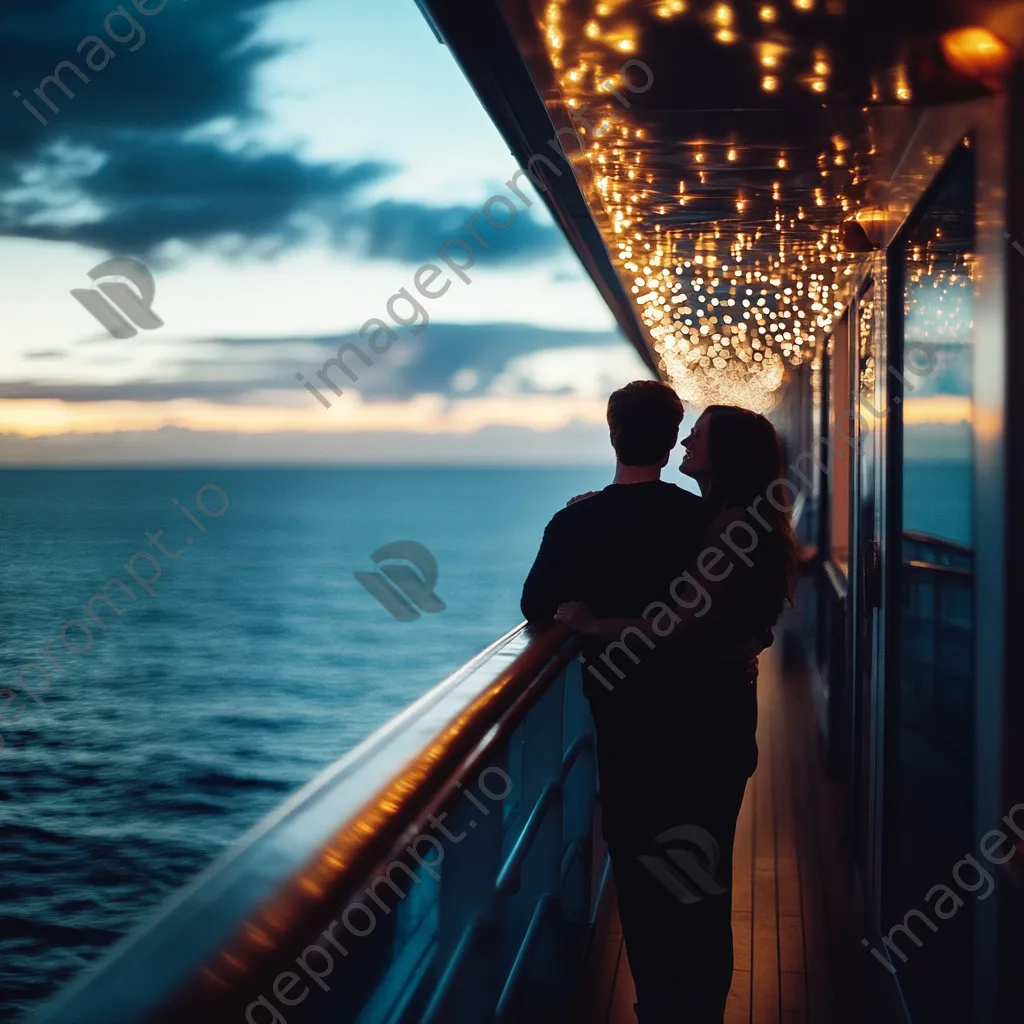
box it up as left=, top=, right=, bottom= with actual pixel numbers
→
left=990, top=58, right=1024, bottom=1023
left=435, top=749, right=506, bottom=1022
left=502, top=671, right=565, bottom=1017
left=561, top=657, right=596, bottom=929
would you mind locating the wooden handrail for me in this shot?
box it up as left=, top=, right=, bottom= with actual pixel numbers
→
left=35, top=623, right=580, bottom=1024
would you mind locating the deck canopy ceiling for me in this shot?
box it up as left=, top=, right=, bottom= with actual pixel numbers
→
left=421, top=0, right=1020, bottom=409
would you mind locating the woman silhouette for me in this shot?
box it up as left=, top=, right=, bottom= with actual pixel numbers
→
left=556, top=404, right=797, bottom=1024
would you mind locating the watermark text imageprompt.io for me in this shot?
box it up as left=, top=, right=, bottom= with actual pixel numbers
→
left=295, top=57, right=654, bottom=410
left=244, top=765, right=513, bottom=1024
left=71, top=257, right=164, bottom=338
left=861, top=802, right=1024, bottom=974
left=640, top=824, right=729, bottom=904
left=13, top=0, right=186, bottom=127
left=575, top=339, right=939, bottom=694
left=354, top=541, right=446, bottom=621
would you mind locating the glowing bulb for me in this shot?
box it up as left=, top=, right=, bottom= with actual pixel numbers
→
left=759, top=4, right=777, bottom=21
left=585, top=20, right=600, bottom=38
left=762, top=75, right=779, bottom=92
left=713, top=3, right=733, bottom=25
left=727, top=148, right=738, bottom=161
left=941, top=26, right=1012, bottom=81
left=716, top=28, right=738, bottom=43
left=656, top=0, right=687, bottom=17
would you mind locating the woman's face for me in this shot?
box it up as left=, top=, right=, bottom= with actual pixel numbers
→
left=680, top=414, right=713, bottom=478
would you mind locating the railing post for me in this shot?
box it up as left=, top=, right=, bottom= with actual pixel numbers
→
left=560, top=657, right=596, bottom=930
left=435, top=748, right=506, bottom=1022
left=502, top=669, right=565, bottom=1017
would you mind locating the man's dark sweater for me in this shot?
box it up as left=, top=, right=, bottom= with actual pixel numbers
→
left=520, top=480, right=708, bottom=716
left=520, top=479, right=759, bottom=834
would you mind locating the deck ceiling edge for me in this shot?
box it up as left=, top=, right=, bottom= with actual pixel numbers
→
left=416, top=0, right=660, bottom=376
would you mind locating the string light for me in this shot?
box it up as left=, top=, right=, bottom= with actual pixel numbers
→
left=537, top=0, right=905, bottom=409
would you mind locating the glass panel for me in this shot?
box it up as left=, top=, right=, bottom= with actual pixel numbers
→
left=852, top=282, right=877, bottom=878
left=828, top=314, right=852, bottom=573
left=889, top=145, right=975, bottom=1019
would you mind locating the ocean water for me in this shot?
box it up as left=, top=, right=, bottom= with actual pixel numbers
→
left=0, top=467, right=609, bottom=1021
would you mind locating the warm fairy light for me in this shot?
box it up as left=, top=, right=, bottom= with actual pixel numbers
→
left=656, top=0, right=687, bottom=17
left=713, top=2, right=733, bottom=25
left=793, top=0, right=814, bottom=10
left=894, top=65, right=912, bottom=102
left=940, top=26, right=1012, bottom=81
left=536, top=0, right=854, bottom=409
left=810, top=78, right=827, bottom=93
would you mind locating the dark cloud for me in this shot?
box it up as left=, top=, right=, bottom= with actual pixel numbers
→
left=4, top=137, right=390, bottom=258
left=6, top=323, right=625, bottom=402
left=0, top=2, right=561, bottom=265
left=347, top=200, right=561, bottom=265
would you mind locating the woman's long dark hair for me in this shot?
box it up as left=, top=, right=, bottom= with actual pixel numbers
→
left=701, top=404, right=798, bottom=623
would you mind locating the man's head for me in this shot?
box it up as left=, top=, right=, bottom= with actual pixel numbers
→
left=607, top=380, right=685, bottom=467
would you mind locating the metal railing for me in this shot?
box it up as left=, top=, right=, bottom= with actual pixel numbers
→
left=33, top=624, right=602, bottom=1024
left=901, top=533, right=974, bottom=757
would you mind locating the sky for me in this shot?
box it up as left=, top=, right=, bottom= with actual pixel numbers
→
left=0, top=0, right=653, bottom=465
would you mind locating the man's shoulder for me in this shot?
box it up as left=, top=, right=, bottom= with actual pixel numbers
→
left=660, top=482, right=703, bottom=507
left=548, top=482, right=702, bottom=524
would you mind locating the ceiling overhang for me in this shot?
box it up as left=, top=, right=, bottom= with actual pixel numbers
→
left=419, top=0, right=1021, bottom=408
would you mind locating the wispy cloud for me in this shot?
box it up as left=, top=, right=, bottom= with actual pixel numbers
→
left=4, top=324, right=627, bottom=404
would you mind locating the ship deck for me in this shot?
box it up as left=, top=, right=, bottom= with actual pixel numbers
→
left=578, top=641, right=871, bottom=1024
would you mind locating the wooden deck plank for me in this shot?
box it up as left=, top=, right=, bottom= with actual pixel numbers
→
left=734, top=911, right=753, bottom=973
left=606, top=938, right=636, bottom=1024
left=781, top=971, right=807, bottom=1013
left=725, top=968, right=752, bottom=1024
left=782, top=658, right=840, bottom=1024
left=751, top=676, right=781, bottom=1024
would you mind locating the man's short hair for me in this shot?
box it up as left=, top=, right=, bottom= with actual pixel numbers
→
left=607, top=380, right=685, bottom=466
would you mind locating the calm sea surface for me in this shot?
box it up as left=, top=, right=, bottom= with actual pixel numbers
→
left=0, top=467, right=609, bottom=1021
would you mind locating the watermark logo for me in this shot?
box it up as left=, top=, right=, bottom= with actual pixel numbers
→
left=638, top=824, right=728, bottom=904
left=71, top=257, right=164, bottom=339
left=354, top=541, right=446, bottom=622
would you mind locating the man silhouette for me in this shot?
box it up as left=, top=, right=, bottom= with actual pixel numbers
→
left=521, top=380, right=758, bottom=1023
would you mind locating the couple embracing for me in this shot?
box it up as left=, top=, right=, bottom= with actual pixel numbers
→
left=520, top=381, right=797, bottom=1024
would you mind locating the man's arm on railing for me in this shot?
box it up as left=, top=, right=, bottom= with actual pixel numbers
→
left=520, top=512, right=575, bottom=623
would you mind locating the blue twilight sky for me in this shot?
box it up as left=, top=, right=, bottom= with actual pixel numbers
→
left=0, top=0, right=651, bottom=464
